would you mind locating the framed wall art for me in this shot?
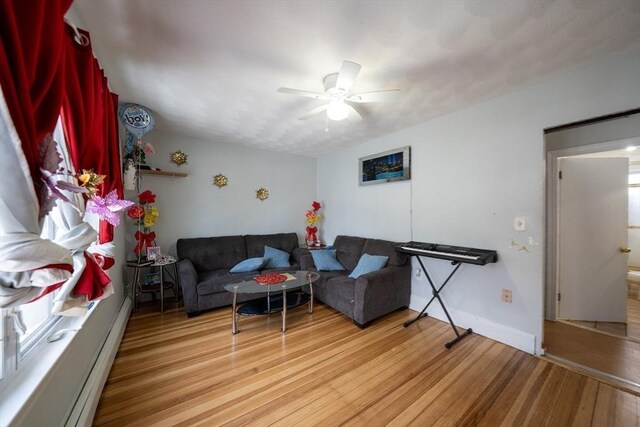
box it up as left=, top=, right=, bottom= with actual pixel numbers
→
left=359, top=146, right=411, bottom=186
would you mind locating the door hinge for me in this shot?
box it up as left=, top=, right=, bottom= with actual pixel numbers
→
left=557, top=292, right=561, bottom=302
left=558, top=171, right=563, bottom=179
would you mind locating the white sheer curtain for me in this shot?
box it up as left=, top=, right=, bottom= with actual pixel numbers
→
left=0, top=87, right=113, bottom=315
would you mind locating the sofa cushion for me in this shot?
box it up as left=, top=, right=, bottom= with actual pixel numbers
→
left=333, top=235, right=367, bottom=271
left=196, top=269, right=254, bottom=295
left=349, top=253, right=389, bottom=278
left=311, top=249, right=345, bottom=271
left=324, top=275, right=357, bottom=301
left=312, top=270, right=349, bottom=290
left=245, top=233, right=298, bottom=258
left=177, top=236, right=247, bottom=272
left=230, top=257, right=269, bottom=273
left=362, top=238, right=408, bottom=266
left=264, top=246, right=291, bottom=268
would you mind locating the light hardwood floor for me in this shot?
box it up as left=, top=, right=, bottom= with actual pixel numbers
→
left=544, top=319, right=640, bottom=392
left=95, top=303, right=640, bottom=426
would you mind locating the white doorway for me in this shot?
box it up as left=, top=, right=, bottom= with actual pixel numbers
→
left=543, top=111, right=640, bottom=391
left=547, top=142, right=640, bottom=339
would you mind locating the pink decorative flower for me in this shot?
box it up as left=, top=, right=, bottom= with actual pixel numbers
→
left=143, top=144, right=155, bottom=156
left=86, top=190, right=134, bottom=226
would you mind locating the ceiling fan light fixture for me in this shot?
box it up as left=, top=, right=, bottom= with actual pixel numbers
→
left=326, top=98, right=349, bottom=121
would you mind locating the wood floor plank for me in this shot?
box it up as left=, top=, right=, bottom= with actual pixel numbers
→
left=544, top=319, right=640, bottom=385
left=94, top=303, right=639, bottom=426
left=592, top=383, right=640, bottom=427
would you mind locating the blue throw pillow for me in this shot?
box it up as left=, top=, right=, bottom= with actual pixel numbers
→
left=230, top=257, right=268, bottom=273
left=310, top=249, right=345, bottom=271
left=264, top=246, right=291, bottom=268
left=349, top=253, right=389, bottom=279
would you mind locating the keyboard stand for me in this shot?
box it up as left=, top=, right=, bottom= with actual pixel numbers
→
left=404, top=256, right=472, bottom=349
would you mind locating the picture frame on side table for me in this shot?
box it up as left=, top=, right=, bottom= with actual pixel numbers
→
left=146, top=246, right=161, bottom=261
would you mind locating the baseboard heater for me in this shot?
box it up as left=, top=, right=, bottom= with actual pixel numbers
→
left=64, top=297, right=132, bottom=427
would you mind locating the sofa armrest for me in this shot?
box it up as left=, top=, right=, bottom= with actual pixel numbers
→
left=353, top=265, right=411, bottom=325
left=177, top=259, right=199, bottom=316
left=298, top=249, right=317, bottom=271
left=291, top=247, right=308, bottom=268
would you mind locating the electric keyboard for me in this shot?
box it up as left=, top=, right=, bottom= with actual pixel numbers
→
left=395, top=241, right=498, bottom=265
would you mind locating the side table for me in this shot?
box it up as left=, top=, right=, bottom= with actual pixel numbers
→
left=126, top=259, right=180, bottom=312
left=305, top=244, right=327, bottom=250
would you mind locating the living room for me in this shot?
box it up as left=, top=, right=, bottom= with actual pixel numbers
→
left=1, top=1, right=639, bottom=426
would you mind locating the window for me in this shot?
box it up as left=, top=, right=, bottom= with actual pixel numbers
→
left=0, top=118, right=98, bottom=391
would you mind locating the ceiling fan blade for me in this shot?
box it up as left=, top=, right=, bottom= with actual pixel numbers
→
left=346, top=104, right=362, bottom=122
left=347, top=90, right=401, bottom=103
left=335, top=61, right=361, bottom=91
left=298, top=104, right=328, bottom=120
left=278, top=87, right=330, bottom=100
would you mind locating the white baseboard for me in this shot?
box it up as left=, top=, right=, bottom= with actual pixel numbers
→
left=409, top=295, right=537, bottom=354
left=65, top=297, right=131, bottom=427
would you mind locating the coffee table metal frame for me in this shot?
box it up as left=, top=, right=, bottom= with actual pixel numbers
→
left=225, top=271, right=320, bottom=334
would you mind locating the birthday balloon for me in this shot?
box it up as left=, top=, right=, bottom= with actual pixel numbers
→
left=118, top=103, right=155, bottom=138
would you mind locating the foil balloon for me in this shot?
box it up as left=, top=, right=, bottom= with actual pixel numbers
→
left=118, top=103, right=155, bottom=139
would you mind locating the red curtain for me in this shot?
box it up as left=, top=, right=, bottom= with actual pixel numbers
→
left=61, top=27, right=123, bottom=244
left=1, top=0, right=125, bottom=302
left=0, top=0, right=73, bottom=205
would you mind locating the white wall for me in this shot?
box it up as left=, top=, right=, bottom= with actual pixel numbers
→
left=317, top=48, right=640, bottom=354
left=125, top=131, right=317, bottom=256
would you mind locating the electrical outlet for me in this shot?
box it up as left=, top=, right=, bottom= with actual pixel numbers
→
left=415, top=268, right=422, bottom=278
left=501, top=289, right=513, bottom=303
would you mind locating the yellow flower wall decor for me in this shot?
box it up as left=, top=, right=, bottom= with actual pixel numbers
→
left=170, top=150, right=188, bottom=166
left=213, top=174, right=228, bottom=188
left=256, top=188, right=269, bottom=201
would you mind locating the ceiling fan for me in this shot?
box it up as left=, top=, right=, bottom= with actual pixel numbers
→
left=277, top=61, right=401, bottom=123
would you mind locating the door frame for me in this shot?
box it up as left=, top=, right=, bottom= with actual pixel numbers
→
left=545, top=137, right=638, bottom=321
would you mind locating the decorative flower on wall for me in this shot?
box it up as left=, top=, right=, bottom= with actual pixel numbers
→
left=256, top=187, right=269, bottom=201
left=213, top=174, right=228, bottom=188
left=170, top=150, right=188, bottom=166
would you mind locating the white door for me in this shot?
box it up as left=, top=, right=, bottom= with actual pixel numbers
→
left=558, top=157, right=629, bottom=322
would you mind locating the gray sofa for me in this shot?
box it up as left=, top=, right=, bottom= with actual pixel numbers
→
left=176, top=232, right=304, bottom=317
left=299, top=235, right=411, bottom=328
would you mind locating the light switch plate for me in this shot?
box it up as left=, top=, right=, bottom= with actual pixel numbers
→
left=514, top=217, right=526, bottom=231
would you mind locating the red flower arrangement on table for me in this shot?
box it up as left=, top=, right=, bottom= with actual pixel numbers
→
left=127, top=190, right=159, bottom=256
left=305, top=201, right=322, bottom=246
left=254, top=273, right=287, bottom=285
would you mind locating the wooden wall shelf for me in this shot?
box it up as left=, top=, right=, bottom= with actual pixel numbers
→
left=138, top=169, right=187, bottom=178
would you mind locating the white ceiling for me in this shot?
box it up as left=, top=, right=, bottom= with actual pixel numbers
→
left=69, top=0, right=640, bottom=157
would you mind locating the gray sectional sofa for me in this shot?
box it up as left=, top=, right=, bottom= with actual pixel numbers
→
left=176, top=232, right=304, bottom=317
left=176, top=232, right=411, bottom=328
left=299, top=235, right=411, bottom=328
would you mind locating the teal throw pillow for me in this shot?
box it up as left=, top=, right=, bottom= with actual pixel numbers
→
left=349, top=253, right=389, bottom=279
left=230, top=257, right=268, bottom=273
left=310, top=249, right=345, bottom=271
left=264, top=246, right=291, bottom=268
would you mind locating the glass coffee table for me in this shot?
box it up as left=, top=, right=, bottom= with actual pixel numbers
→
left=224, top=270, right=320, bottom=334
